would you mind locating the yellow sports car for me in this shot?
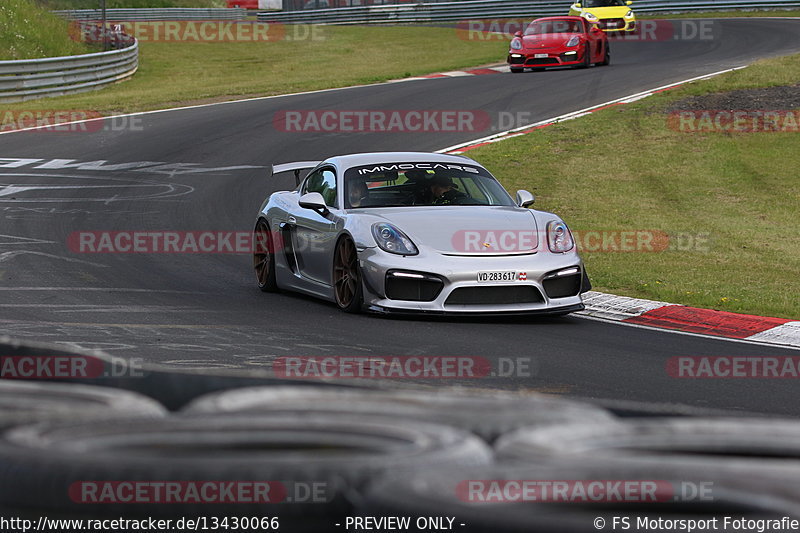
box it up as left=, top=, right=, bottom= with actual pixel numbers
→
left=569, top=0, right=636, bottom=33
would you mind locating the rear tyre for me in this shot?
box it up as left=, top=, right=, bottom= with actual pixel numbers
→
left=333, top=236, right=363, bottom=313
left=253, top=219, right=278, bottom=292
left=510, top=67, right=524, bottom=73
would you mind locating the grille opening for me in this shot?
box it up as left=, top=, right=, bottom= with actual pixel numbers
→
left=543, top=273, right=582, bottom=299
left=445, top=286, right=543, bottom=306
left=385, top=273, right=443, bottom=302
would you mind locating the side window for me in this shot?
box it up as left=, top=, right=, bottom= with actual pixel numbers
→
left=302, top=168, right=338, bottom=208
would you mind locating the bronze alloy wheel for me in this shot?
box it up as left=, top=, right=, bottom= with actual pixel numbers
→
left=333, top=237, right=362, bottom=313
left=254, top=219, right=277, bottom=292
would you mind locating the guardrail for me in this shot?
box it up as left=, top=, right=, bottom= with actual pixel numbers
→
left=54, top=8, right=247, bottom=21
left=0, top=41, right=139, bottom=104
left=258, top=0, right=800, bottom=23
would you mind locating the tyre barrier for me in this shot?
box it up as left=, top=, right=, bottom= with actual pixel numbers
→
left=182, top=386, right=616, bottom=441
left=495, top=417, right=800, bottom=462
left=0, top=380, right=166, bottom=430
left=0, top=414, right=491, bottom=530
left=361, top=461, right=800, bottom=533
left=494, top=417, right=800, bottom=502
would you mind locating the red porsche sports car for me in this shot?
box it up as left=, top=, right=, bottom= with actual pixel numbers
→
left=507, top=16, right=610, bottom=73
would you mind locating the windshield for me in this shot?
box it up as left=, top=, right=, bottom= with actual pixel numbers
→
left=343, top=162, right=515, bottom=208
left=524, top=19, right=584, bottom=35
left=582, top=0, right=627, bottom=6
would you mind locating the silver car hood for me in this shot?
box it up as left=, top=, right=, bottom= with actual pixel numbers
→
left=366, top=206, right=539, bottom=255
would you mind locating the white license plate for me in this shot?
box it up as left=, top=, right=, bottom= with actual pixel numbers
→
left=477, top=271, right=516, bottom=283
left=535, top=53, right=549, bottom=58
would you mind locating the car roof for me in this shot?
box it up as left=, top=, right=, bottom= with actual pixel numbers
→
left=323, top=152, right=483, bottom=171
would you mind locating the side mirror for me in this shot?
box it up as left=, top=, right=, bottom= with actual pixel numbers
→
left=626, top=0, right=632, bottom=4
left=514, top=30, right=522, bottom=38
left=516, top=190, right=535, bottom=208
left=299, top=192, right=329, bottom=214
left=575, top=2, right=581, bottom=7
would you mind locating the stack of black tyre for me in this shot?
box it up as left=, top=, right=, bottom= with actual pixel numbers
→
left=2, top=338, right=799, bottom=532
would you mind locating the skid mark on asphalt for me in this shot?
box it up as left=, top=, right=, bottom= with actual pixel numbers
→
left=0, top=251, right=108, bottom=268
left=0, top=234, right=55, bottom=245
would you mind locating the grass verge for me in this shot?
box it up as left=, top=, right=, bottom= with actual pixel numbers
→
left=0, top=0, right=94, bottom=59
left=469, top=53, right=800, bottom=319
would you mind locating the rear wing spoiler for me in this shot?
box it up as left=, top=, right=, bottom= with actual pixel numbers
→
left=271, top=161, right=320, bottom=186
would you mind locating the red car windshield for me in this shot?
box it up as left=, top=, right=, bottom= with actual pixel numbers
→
left=524, top=20, right=583, bottom=35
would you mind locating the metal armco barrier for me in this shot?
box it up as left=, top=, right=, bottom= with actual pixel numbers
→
left=0, top=41, right=138, bottom=104
left=54, top=7, right=247, bottom=21
left=258, top=0, right=800, bottom=23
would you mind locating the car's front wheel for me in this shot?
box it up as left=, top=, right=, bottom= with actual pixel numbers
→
left=599, top=43, right=611, bottom=66
left=333, top=236, right=363, bottom=313
left=254, top=219, right=278, bottom=292
left=577, top=44, right=591, bottom=68
left=510, top=67, right=524, bottom=73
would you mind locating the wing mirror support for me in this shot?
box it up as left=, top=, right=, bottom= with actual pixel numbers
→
left=516, top=190, right=535, bottom=208
left=298, top=192, right=330, bottom=216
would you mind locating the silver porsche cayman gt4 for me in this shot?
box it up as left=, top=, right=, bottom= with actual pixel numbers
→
left=254, top=152, right=590, bottom=315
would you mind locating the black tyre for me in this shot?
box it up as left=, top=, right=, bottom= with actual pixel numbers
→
left=333, top=236, right=362, bottom=313
left=600, top=42, right=611, bottom=66
left=253, top=218, right=278, bottom=292
left=0, top=414, right=491, bottom=524
left=183, top=386, right=615, bottom=442
left=0, top=380, right=166, bottom=430
left=496, top=417, right=800, bottom=462
left=510, top=67, right=524, bottom=73
left=577, top=44, right=591, bottom=68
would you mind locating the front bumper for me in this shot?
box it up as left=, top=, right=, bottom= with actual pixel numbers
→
left=358, top=247, right=587, bottom=315
left=508, top=49, right=585, bottom=68
left=599, top=18, right=636, bottom=32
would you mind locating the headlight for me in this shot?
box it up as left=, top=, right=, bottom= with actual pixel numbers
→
left=547, top=220, right=575, bottom=253
left=372, top=223, right=418, bottom=255
left=582, top=12, right=598, bottom=22
left=510, top=38, right=523, bottom=50
left=566, top=35, right=580, bottom=47
left=625, top=10, right=634, bottom=17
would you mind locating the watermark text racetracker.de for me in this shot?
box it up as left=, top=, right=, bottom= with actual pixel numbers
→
left=70, top=480, right=329, bottom=504
left=272, top=355, right=535, bottom=379
left=458, top=479, right=713, bottom=503
left=0, top=353, right=143, bottom=380
left=0, top=110, right=143, bottom=134
left=667, top=110, right=800, bottom=133
left=70, top=20, right=324, bottom=42
left=457, top=19, right=720, bottom=42
left=667, top=356, right=800, bottom=379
